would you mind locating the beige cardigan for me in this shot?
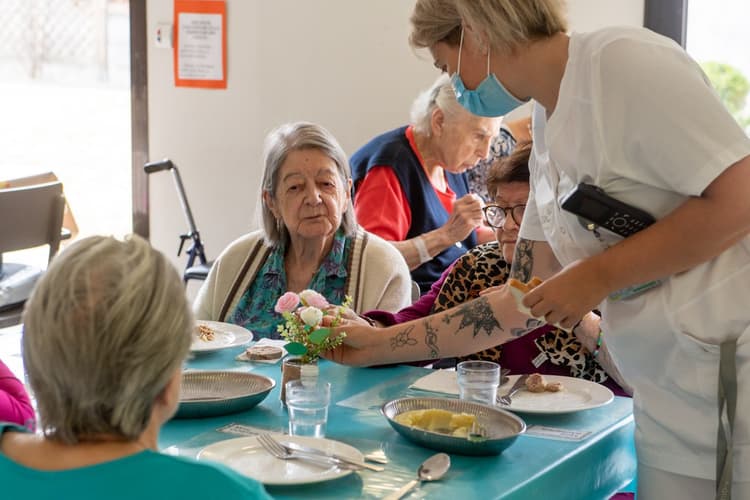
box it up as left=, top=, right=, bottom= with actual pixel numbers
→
left=193, top=227, right=411, bottom=321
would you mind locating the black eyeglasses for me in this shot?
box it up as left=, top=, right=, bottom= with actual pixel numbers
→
left=482, top=204, right=526, bottom=228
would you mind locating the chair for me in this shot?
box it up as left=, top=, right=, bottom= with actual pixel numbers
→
left=0, top=181, right=65, bottom=327
left=411, top=280, right=421, bottom=304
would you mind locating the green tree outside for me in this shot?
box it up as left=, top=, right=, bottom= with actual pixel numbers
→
left=701, top=61, right=750, bottom=132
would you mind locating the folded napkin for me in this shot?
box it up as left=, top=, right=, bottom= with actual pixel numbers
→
left=235, top=338, right=288, bottom=364
left=409, top=369, right=459, bottom=395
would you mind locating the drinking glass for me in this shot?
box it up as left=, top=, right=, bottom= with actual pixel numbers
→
left=457, top=360, right=500, bottom=406
left=286, top=380, right=331, bottom=438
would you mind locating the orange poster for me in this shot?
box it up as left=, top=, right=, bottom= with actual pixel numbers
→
left=173, top=0, right=227, bottom=89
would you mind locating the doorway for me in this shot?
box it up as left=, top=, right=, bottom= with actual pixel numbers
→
left=0, top=0, right=133, bottom=260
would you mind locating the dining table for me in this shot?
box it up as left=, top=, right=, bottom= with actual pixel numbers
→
left=0, top=322, right=636, bottom=498
left=160, top=337, right=638, bottom=499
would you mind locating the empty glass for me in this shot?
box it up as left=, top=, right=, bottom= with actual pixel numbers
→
left=286, top=380, right=331, bottom=438
left=457, top=360, right=500, bottom=406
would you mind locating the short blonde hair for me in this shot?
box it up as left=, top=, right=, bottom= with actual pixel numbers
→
left=23, top=235, right=192, bottom=444
left=455, top=0, right=567, bottom=51
left=410, top=0, right=567, bottom=51
left=409, top=74, right=466, bottom=135
left=409, top=0, right=462, bottom=49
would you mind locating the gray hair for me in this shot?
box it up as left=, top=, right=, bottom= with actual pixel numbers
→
left=409, top=74, right=466, bottom=136
left=22, top=235, right=192, bottom=444
left=259, top=121, right=356, bottom=246
left=410, top=0, right=567, bottom=52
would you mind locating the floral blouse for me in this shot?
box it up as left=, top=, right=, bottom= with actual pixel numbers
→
left=227, top=230, right=352, bottom=339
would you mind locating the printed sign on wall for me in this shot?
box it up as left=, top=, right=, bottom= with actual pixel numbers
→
left=174, top=0, right=226, bottom=89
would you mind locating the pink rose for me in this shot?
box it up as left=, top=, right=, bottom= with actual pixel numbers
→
left=275, top=292, right=300, bottom=313
left=299, top=289, right=329, bottom=309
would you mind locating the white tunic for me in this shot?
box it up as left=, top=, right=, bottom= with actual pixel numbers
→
left=519, top=26, right=750, bottom=482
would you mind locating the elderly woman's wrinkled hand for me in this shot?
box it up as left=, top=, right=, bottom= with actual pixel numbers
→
left=444, top=193, right=485, bottom=243
left=320, top=306, right=373, bottom=328
left=522, top=258, right=611, bottom=330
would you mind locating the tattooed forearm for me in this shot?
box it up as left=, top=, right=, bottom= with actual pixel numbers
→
left=389, top=325, right=418, bottom=350
left=510, top=318, right=544, bottom=337
left=442, top=297, right=501, bottom=337
left=423, top=320, right=440, bottom=359
left=510, top=238, right=534, bottom=282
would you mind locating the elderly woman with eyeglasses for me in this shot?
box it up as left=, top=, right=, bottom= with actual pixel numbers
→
left=194, top=122, right=412, bottom=339
left=338, top=143, right=629, bottom=396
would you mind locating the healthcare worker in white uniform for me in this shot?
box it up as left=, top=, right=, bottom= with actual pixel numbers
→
left=410, top=0, right=750, bottom=498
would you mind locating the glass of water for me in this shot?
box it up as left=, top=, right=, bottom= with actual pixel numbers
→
left=457, top=360, right=500, bottom=406
left=286, top=380, right=331, bottom=438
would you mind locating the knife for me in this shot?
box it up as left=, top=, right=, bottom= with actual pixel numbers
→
left=285, top=442, right=385, bottom=472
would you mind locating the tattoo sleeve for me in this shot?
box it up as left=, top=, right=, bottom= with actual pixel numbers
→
left=509, top=238, right=534, bottom=282
left=389, top=325, right=417, bottom=351
left=442, top=297, right=501, bottom=337
left=423, top=320, right=440, bottom=359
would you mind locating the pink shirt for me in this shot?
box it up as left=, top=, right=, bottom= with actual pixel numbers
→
left=0, top=359, right=35, bottom=429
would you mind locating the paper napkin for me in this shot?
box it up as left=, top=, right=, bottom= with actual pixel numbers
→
left=408, top=369, right=460, bottom=395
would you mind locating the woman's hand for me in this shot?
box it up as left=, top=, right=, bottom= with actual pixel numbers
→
left=321, top=322, right=382, bottom=366
left=479, top=284, right=505, bottom=296
left=522, top=259, right=610, bottom=329
left=443, top=193, right=485, bottom=243
left=321, top=307, right=380, bottom=328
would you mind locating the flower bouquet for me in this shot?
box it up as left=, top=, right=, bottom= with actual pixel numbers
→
left=275, top=289, right=349, bottom=364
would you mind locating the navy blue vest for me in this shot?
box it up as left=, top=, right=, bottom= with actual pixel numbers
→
left=350, top=126, right=477, bottom=293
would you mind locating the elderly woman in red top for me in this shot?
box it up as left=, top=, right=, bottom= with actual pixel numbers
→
left=350, top=74, right=500, bottom=294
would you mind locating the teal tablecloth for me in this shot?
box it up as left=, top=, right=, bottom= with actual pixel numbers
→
left=161, top=344, right=636, bottom=499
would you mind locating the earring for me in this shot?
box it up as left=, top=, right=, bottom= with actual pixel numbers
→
left=276, top=218, right=283, bottom=233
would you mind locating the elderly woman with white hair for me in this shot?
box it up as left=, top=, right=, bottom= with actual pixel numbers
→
left=351, top=74, right=500, bottom=294
left=0, top=235, right=270, bottom=499
left=194, top=121, right=411, bottom=339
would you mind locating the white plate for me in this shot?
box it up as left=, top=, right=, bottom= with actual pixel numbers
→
left=191, top=320, right=253, bottom=353
left=498, top=374, right=614, bottom=414
left=197, top=435, right=363, bottom=485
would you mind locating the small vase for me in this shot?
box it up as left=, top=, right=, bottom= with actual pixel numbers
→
left=280, top=357, right=319, bottom=404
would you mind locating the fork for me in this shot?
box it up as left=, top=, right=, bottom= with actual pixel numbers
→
left=497, top=374, right=529, bottom=406
left=256, top=434, right=361, bottom=470
left=467, top=420, right=487, bottom=442
left=285, top=441, right=384, bottom=471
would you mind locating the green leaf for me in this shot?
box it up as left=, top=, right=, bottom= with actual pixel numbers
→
left=285, top=342, right=308, bottom=355
left=308, top=327, right=331, bottom=345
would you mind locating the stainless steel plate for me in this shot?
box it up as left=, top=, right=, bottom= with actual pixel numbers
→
left=381, top=397, right=525, bottom=456
left=175, top=370, right=275, bottom=419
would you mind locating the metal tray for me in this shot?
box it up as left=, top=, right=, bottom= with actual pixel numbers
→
left=382, top=397, right=525, bottom=456
left=175, top=370, right=275, bottom=419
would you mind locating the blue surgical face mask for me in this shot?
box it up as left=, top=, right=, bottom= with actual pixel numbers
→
left=451, top=29, right=528, bottom=117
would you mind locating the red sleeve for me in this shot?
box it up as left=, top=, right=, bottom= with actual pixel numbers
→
left=354, top=166, right=411, bottom=241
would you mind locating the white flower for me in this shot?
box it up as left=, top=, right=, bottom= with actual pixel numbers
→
left=299, top=306, right=323, bottom=327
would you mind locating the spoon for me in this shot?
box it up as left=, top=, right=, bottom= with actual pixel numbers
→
left=383, top=453, right=451, bottom=500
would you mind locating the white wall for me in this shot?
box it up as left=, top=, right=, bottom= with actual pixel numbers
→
left=145, top=0, right=644, bottom=285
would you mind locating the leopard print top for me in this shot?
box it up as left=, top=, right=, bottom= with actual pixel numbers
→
left=432, top=241, right=611, bottom=384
